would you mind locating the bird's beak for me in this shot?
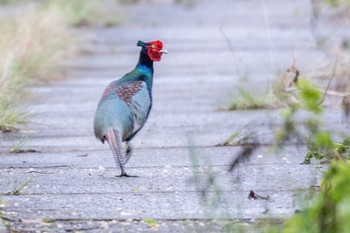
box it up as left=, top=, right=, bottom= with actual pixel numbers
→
left=160, top=49, right=168, bottom=54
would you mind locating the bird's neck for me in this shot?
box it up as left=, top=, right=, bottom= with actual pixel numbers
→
left=136, top=51, right=154, bottom=73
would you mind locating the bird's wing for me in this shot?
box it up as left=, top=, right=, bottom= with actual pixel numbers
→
left=118, top=81, right=152, bottom=141
left=115, top=80, right=144, bottom=103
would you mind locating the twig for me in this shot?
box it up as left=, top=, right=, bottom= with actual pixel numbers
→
left=319, top=55, right=339, bottom=105
left=228, top=143, right=259, bottom=172
left=219, top=27, right=235, bottom=55
left=219, top=27, right=242, bottom=78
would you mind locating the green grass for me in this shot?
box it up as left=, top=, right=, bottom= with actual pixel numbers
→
left=217, top=126, right=255, bottom=146
left=6, top=180, right=30, bottom=195
left=0, top=101, right=29, bottom=132
left=9, top=136, right=28, bottom=153
left=228, top=86, right=280, bottom=110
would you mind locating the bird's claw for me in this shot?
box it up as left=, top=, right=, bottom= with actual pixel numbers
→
left=116, top=171, right=138, bottom=178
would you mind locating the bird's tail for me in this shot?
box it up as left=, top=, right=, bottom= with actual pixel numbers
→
left=105, top=129, right=127, bottom=175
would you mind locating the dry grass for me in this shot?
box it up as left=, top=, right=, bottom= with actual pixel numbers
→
left=0, top=0, right=123, bottom=132
left=44, top=0, right=103, bottom=27
left=0, top=3, right=72, bottom=131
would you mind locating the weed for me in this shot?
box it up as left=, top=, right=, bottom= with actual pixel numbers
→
left=274, top=160, right=350, bottom=233
left=227, top=64, right=301, bottom=111
left=268, top=66, right=350, bottom=232
left=9, top=136, right=27, bottom=153
left=304, top=135, right=350, bottom=164
left=228, top=86, right=279, bottom=110
left=0, top=100, right=30, bottom=132
left=6, top=180, right=30, bottom=195
left=217, top=126, right=255, bottom=147
left=222, top=61, right=350, bottom=232
left=275, top=75, right=350, bottom=164
left=143, top=218, right=158, bottom=228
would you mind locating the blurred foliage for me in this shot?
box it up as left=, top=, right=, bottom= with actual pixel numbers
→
left=225, top=75, right=350, bottom=233
left=297, top=79, right=322, bottom=114
left=0, top=0, right=19, bottom=4
left=276, top=77, right=350, bottom=164
left=43, top=0, right=103, bottom=27
left=270, top=76, right=350, bottom=233
left=275, top=160, right=350, bottom=233
left=0, top=3, right=71, bottom=131
left=325, top=0, right=350, bottom=6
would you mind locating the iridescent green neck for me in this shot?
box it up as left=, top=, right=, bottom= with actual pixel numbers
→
left=136, top=50, right=154, bottom=73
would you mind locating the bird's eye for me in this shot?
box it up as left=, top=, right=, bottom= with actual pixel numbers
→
left=151, top=44, right=155, bottom=49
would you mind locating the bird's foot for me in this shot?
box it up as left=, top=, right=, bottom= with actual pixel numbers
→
left=116, top=171, right=138, bottom=178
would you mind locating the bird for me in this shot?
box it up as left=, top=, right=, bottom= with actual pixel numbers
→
left=94, top=40, right=167, bottom=177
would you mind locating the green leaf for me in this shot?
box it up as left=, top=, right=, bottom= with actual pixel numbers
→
left=343, top=136, right=350, bottom=147
left=297, top=79, right=322, bottom=114
left=314, top=132, right=334, bottom=150
left=143, top=218, right=157, bottom=224
left=303, top=152, right=313, bottom=164
left=143, top=218, right=158, bottom=228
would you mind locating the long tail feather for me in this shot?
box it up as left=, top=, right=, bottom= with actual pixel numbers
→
left=105, top=129, right=126, bottom=174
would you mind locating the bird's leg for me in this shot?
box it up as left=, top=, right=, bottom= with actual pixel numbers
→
left=105, top=129, right=138, bottom=178
left=114, top=143, right=137, bottom=177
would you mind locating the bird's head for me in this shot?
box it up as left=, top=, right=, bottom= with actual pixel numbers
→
left=137, top=40, right=168, bottom=62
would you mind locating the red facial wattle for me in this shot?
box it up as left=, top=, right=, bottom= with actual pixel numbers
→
left=147, top=40, right=164, bottom=62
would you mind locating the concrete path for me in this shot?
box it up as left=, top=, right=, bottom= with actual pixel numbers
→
left=0, top=0, right=346, bottom=232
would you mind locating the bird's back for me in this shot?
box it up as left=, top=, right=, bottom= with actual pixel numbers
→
left=94, top=68, right=153, bottom=142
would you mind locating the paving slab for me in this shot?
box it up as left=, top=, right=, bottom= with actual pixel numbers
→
left=0, top=0, right=344, bottom=232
